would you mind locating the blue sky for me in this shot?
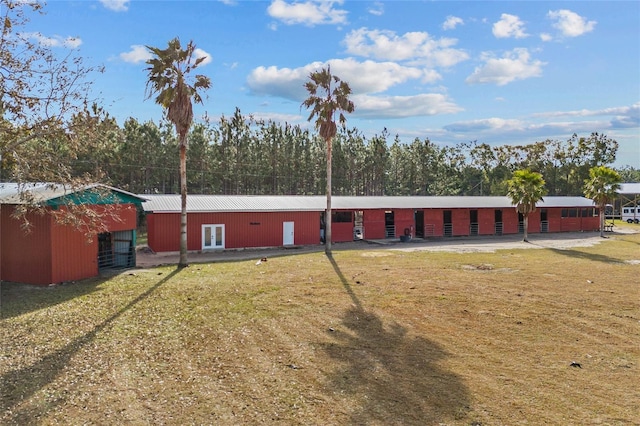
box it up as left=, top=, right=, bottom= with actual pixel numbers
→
left=22, top=0, right=640, bottom=167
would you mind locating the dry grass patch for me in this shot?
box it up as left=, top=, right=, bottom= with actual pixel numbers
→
left=2, top=232, right=639, bottom=425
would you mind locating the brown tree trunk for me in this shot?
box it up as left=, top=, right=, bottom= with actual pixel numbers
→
left=325, top=138, right=332, bottom=255
left=599, top=209, right=604, bottom=238
left=523, top=214, right=529, bottom=242
left=179, top=141, right=189, bottom=267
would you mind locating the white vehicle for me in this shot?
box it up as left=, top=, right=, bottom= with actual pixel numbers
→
left=621, top=206, right=640, bottom=223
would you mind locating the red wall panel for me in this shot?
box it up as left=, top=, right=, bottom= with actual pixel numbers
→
left=147, top=211, right=320, bottom=252
left=451, top=209, right=470, bottom=236
left=502, top=209, right=520, bottom=234
left=546, top=209, right=562, bottom=233
left=362, top=210, right=386, bottom=239
left=581, top=216, right=599, bottom=232
left=423, top=209, right=443, bottom=237
left=51, top=221, right=98, bottom=283
left=1, top=207, right=53, bottom=284
left=332, top=222, right=354, bottom=243
left=477, top=209, right=495, bottom=235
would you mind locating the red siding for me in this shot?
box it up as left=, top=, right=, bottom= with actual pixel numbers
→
left=363, top=210, right=386, bottom=239
left=547, top=208, right=562, bottom=233
left=147, top=211, right=320, bottom=252
left=423, top=209, right=444, bottom=237
left=502, top=209, right=520, bottom=234
left=51, top=221, right=98, bottom=283
left=332, top=221, right=354, bottom=243
left=96, top=204, right=138, bottom=231
left=451, top=209, right=470, bottom=236
left=477, top=209, right=495, bottom=235
left=1, top=206, right=53, bottom=284
left=581, top=215, right=599, bottom=232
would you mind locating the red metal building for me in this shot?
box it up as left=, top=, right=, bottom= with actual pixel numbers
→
left=1, top=183, right=145, bottom=285
left=142, top=195, right=599, bottom=252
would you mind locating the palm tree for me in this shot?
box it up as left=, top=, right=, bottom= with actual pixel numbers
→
left=302, top=66, right=354, bottom=254
left=145, top=38, right=211, bottom=267
left=583, top=165, right=621, bottom=237
left=506, top=169, right=547, bottom=242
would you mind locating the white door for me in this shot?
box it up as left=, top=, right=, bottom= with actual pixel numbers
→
left=202, top=224, right=224, bottom=250
left=283, top=221, right=294, bottom=246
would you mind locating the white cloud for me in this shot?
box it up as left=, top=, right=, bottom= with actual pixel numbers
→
left=193, top=48, right=213, bottom=66
left=250, top=111, right=302, bottom=124
left=442, top=104, right=640, bottom=149
left=368, top=1, right=384, bottom=16
left=352, top=93, right=463, bottom=118
left=247, top=58, right=432, bottom=100
left=343, top=28, right=468, bottom=67
left=444, top=117, right=525, bottom=133
left=99, top=0, right=129, bottom=12
left=465, top=48, right=545, bottom=86
left=442, top=16, right=463, bottom=31
left=548, top=9, right=596, bottom=37
left=267, top=0, right=347, bottom=26
left=492, top=13, right=528, bottom=39
left=120, top=45, right=212, bottom=66
left=246, top=58, right=463, bottom=120
left=540, top=33, right=553, bottom=42
left=120, top=45, right=152, bottom=63
left=22, top=32, right=82, bottom=48
left=533, top=103, right=640, bottom=129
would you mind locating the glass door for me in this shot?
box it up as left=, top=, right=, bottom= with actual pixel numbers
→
left=202, top=224, right=224, bottom=249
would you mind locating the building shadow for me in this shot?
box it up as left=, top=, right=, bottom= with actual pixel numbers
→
left=1, top=268, right=182, bottom=424
left=323, top=254, right=471, bottom=424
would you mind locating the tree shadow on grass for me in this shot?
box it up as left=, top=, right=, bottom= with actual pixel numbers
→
left=324, top=254, right=472, bottom=425
left=544, top=247, right=624, bottom=264
left=1, top=268, right=182, bottom=424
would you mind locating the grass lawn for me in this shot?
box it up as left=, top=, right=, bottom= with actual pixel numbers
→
left=2, top=231, right=639, bottom=425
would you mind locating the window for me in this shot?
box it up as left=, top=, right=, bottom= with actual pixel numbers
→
left=562, top=208, right=578, bottom=218
left=581, top=208, right=594, bottom=217
left=333, top=211, right=353, bottom=223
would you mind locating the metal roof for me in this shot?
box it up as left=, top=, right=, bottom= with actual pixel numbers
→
left=141, top=194, right=596, bottom=213
left=619, top=182, right=640, bottom=195
left=0, top=183, right=147, bottom=205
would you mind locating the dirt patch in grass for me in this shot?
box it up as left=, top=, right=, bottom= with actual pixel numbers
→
left=2, top=231, right=639, bottom=425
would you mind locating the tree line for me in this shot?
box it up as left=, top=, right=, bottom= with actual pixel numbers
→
left=8, top=106, right=633, bottom=198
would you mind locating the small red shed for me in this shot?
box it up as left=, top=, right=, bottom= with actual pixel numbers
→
left=1, top=183, right=145, bottom=285
left=142, top=195, right=599, bottom=253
